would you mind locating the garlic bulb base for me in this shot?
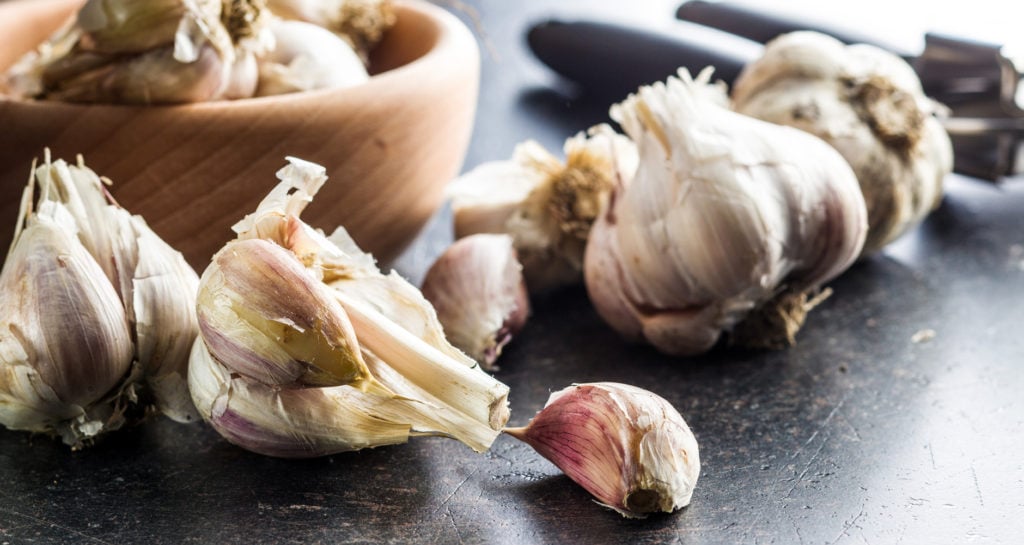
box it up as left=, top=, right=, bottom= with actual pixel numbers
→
left=729, top=288, right=832, bottom=351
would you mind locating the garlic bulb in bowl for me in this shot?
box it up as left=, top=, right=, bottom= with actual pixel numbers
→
left=731, top=31, right=953, bottom=255
left=255, top=19, right=368, bottom=97
left=584, top=68, right=868, bottom=356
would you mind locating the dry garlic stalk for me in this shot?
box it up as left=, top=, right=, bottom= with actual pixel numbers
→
left=420, top=234, right=529, bottom=371
left=189, top=158, right=511, bottom=457
left=585, top=68, right=867, bottom=356
left=448, top=124, right=638, bottom=293
left=266, top=0, right=396, bottom=63
left=0, top=154, right=199, bottom=447
left=506, top=383, right=700, bottom=518
left=255, top=19, right=368, bottom=97
left=4, top=0, right=271, bottom=103
left=731, top=31, right=953, bottom=254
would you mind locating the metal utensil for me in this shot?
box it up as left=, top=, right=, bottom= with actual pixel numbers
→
left=526, top=8, right=1024, bottom=180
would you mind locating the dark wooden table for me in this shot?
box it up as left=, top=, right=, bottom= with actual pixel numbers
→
left=2, top=1, right=1022, bottom=543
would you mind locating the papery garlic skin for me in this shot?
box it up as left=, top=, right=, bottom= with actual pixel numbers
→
left=449, top=124, right=638, bottom=293
left=421, top=234, right=529, bottom=370
left=0, top=155, right=200, bottom=446
left=190, top=158, right=511, bottom=457
left=585, top=68, right=867, bottom=356
left=506, top=382, right=700, bottom=518
left=731, top=31, right=953, bottom=254
left=255, top=19, right=368, bottom=97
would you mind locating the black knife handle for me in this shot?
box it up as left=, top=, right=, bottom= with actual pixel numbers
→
left=527, top=19, right=760, bottom=100
left=675, top=0, right=914, bottom=59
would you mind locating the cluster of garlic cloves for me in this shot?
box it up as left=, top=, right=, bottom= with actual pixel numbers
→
left=585, top=68, right=868, bottom=356
left=731, top=31, right=953, bottom=254
left=189, top=158, right=511, bottom=457
left=420, top=234, right=529, bottom=371
left=0, top=154, right=199, bottom=447
left=506, top=382, right=700, bottom=518
left=448, top=124, right=638, bottom=293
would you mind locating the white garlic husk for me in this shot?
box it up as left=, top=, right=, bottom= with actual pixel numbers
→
left=4, top=0, right=272, bottom=104
left=448, top=124, right=638, bottom=293
left=585, top=68, right=867, bottom=356
left=254, top=19, right=368, bottom=97
left=731, top=31, right=953, bottom=254
left=266, top=0, right=395, bottom=62
left=420, top=234, right=530, bottom=371
left=0, top=154, right=200, bottom=447
left=189, top=158, right=511, bottom=457
left=506, top=382, right=700, bottom=518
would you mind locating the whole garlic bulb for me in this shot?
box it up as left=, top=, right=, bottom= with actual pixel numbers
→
left=448, top=124, right=638, bottom=293
left=255, top=19, right=368, bottom=97
left=506, top=382, right=700, bottom=518
left=266, top=0, right=396, bottom=63
left=731, top=31, right=953, bottom=254
left=421, top=234, right=530, bottom=371
left=585, top=68, right=867, bottom=356
left=0, top=154, right=200, bottom=447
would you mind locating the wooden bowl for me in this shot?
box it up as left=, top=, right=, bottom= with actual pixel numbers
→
left=0, top=0, right=479, bottom=268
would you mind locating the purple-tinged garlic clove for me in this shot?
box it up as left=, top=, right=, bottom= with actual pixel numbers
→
left=421, top=234, right=529, bottom=371
left=506, top=382, right=700, bottom=518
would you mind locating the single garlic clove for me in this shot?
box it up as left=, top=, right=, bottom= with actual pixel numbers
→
left=196, top=237, right=370, bottom=389
left=585, top=68, right=867, bottom=355
left=731, top=31, right=952, bottom=254
left=449, top=124, right=638, bottom=294
left=255, top=19, right=368, bottom=97
left=421, top=234, right=530, bottom=370
left=506, top=382, right=700, bottom=518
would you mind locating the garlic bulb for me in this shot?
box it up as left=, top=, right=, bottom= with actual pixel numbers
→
left=5, top=0, right=271, bottom=104
left=506, top=382, right=700, bottom=519
left=189, top=157, right=511, bottom=457
left=449, top=124, right=638, bottom=293
left=266, top=0, right=395, bottom=62
left=0, top=154, right=199, bottom=447
left=255, top=19, right=368, bottom=97
left=585, top=68, right=867, bottom=356
left=420, top=234, right=529, bottom=371
left=731, top=31, right=953, bottom=254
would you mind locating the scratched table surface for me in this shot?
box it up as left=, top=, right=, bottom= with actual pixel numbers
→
left=2, top=1, right=1023, bottom=544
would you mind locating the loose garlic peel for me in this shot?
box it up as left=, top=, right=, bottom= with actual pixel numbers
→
left=448, top=124, right=638, bottom=293
left=0, top=154, right=200, bottom=447
left=189, top=158, right=511, bottom=457
left=585, top=68, right=867, bottom=355
left=506, top=383, right=700, bottom=518
left=731, top=31, right=953, bottom=254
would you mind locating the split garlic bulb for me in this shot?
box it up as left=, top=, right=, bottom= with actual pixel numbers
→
left=189, top=158, right=511, bottom=457
left=4, top=0, right=271, bottom=104
left=731, top=31, right=953, bottom=254
left=0, top=154, right=199, bottom=447
left=255, top=19, right=368, bottom=97
left=421, top=234, right=530, bottom=371
left=506, top=383, right=700, bottom=518
left=585, top=68, right=868, bottom=356
left=448, top=124, right=638, bottom=293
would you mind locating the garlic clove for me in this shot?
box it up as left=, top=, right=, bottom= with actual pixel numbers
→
left=506, top=382, right=700, bottom=518
left=585, top=68, right=867, bottom=355
left=731, top=31, right=952, bottom=254
left=196, top=237, right=370, bottom=389
left=421, top=234, right=529, bottom=370
left=449, top=124, right=638, bottom=293
left=255, top=19, right=368, bottom=97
